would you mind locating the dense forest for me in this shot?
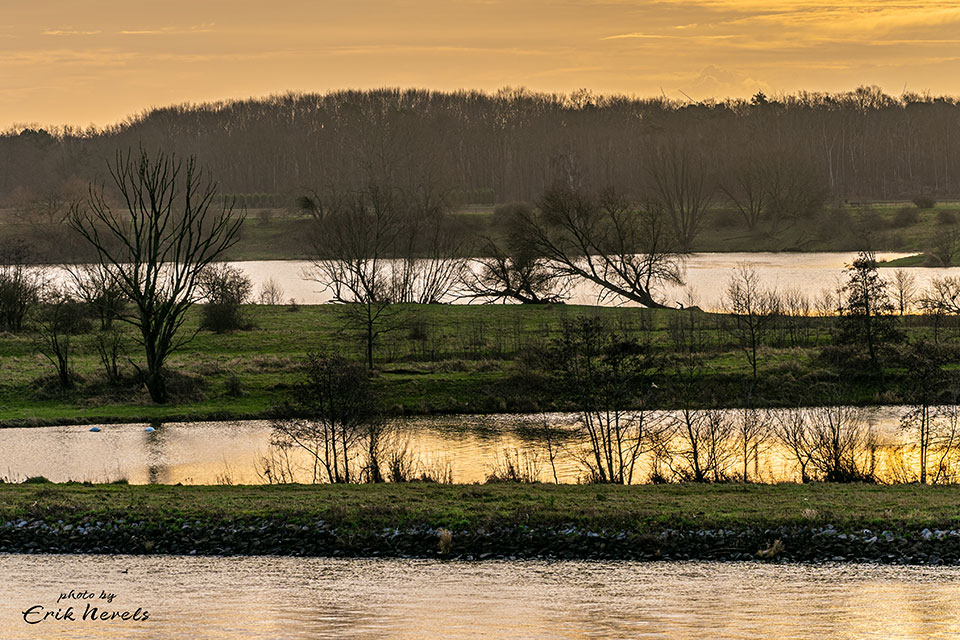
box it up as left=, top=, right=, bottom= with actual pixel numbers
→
left=2, top=86, right=960, bottom=214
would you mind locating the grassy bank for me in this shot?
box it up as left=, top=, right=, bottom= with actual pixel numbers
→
left=3, top=303, right=959, bottom=426
left=3, top=482, right=960, bottom=531
left=225, top=200, right=960, bottom=258
left=3, top=199, right=960, bottom=263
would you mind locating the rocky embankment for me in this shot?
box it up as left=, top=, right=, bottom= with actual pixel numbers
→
left=3, top=518, right=960, bottom=563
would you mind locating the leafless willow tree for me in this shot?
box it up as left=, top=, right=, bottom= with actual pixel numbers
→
left=460, top=202, right=570, bottom=304
left=69, top=148, right=244, bottom=403
left=515, top=186, right=684, bottom=308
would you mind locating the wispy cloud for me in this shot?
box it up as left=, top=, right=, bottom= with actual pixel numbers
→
left=118, top=23, right=215, bottom=36
left=604, top=32, right=736, bottom=40
left=43, top=28, right=102, bottom=36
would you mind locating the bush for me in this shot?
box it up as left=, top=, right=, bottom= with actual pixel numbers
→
left=913, top=195, right=936, bottom=209
left=198, top=263, right=253, bottom=333
left=891, top=206, right=919, bottom=227
left=257, top=278, right=285, bottom=305
left=0, top=240, right=44, bottom=332
left=938, top=210, right=958, bottom=225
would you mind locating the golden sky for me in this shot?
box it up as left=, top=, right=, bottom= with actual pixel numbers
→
left=4, top=0, right=960, bottom=127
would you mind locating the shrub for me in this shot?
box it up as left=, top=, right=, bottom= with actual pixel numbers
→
left=257, top=278, right=285, bottom=305
left=913, top=195, right=936, bottom=209
left=938, top=210, right=958, bottom=225
left=0, top=240, right=44, bottom=332
left=198, top=263, right=253, bottom=332
left=891, top=206, right=919, bottom=227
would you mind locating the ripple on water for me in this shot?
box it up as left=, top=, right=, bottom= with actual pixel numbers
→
left=1, top=556, right=960, bottom=639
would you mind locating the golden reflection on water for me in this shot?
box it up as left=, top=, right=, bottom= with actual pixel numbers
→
left=0, top=408, right=939, bottom=485
left=2, top=556, right=960, bottom=639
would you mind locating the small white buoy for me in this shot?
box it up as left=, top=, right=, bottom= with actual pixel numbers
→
left=89, top=427, right=101, bottom=432
left=144, top=426, right=155, bottom=433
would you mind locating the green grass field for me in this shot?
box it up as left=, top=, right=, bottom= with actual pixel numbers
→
left=2, top=200, right=958, bottom=262
left=0, top=302, right=955, bottom=426
left=3, top=482, right=960, bottom=531
left=222, top=201, right=960, bottom=259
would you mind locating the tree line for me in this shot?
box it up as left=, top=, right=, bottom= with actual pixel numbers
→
left=4, top=86, right=960, bottom=220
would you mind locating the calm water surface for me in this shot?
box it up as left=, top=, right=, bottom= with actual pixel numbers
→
left=0, top=408, right=915, bottom=485
left=227, top=252, right=926, bottom=310
left=1, top=556, right=959, bottom=639
left=51, top=252, right=947, bottom=310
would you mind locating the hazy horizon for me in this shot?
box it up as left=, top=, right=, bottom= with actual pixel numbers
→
left=6, top=0, right=960, bottom=128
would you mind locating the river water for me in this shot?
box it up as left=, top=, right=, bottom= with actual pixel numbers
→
left=0, top=408, right=925, bottom=485
left=224, top=252, right=925, bottom=310
left=51, top=252, right=958, bottom=310
left=1, top=555, right=958, bottom=639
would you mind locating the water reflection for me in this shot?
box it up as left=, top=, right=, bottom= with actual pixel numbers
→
left=0, top=408, right=939, bottom=485
left=1, top=555, right=960, bottom=639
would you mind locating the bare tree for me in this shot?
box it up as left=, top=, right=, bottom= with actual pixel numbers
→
left=805, top=404, right=877, bottom=482
left=774, top=407, right=815, bottom=483
left=389, top=185, right=469, bottom=305
left=552, top=317, right=667, bottom=484
left=930, top=403, right=960, bottom=484
left=724, top=264, right=778, bottom=379
left=647, top=143, right=714, bottom=250
left=270, top=352, right=386, bottom=483
left=69, top=148, right=244, bottom=403
left=33, top=286, right=91, bottom=389
left=257, top=278, right=285, bottom=305
left=461, top=203, right=570, bottom=304
left=303, top=185, right=403, bottom=370
left=516, top=186, right=684, bottom=308
left=68, top=263, right=127, bottom=330
left=734, top=406, right=770, bottom=482
left=920, top=276, right=960, bottom=315
left=720, top=158, right=768, bottom=231
left=929, top=228, right=960, bottom=266
left=899, top=341, right=945, bottom=483
left=0, top=240, right=45, bottom=332
left=889, top=269, right=917, bottom=316
left=671, top=408, right=734, bottom=482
